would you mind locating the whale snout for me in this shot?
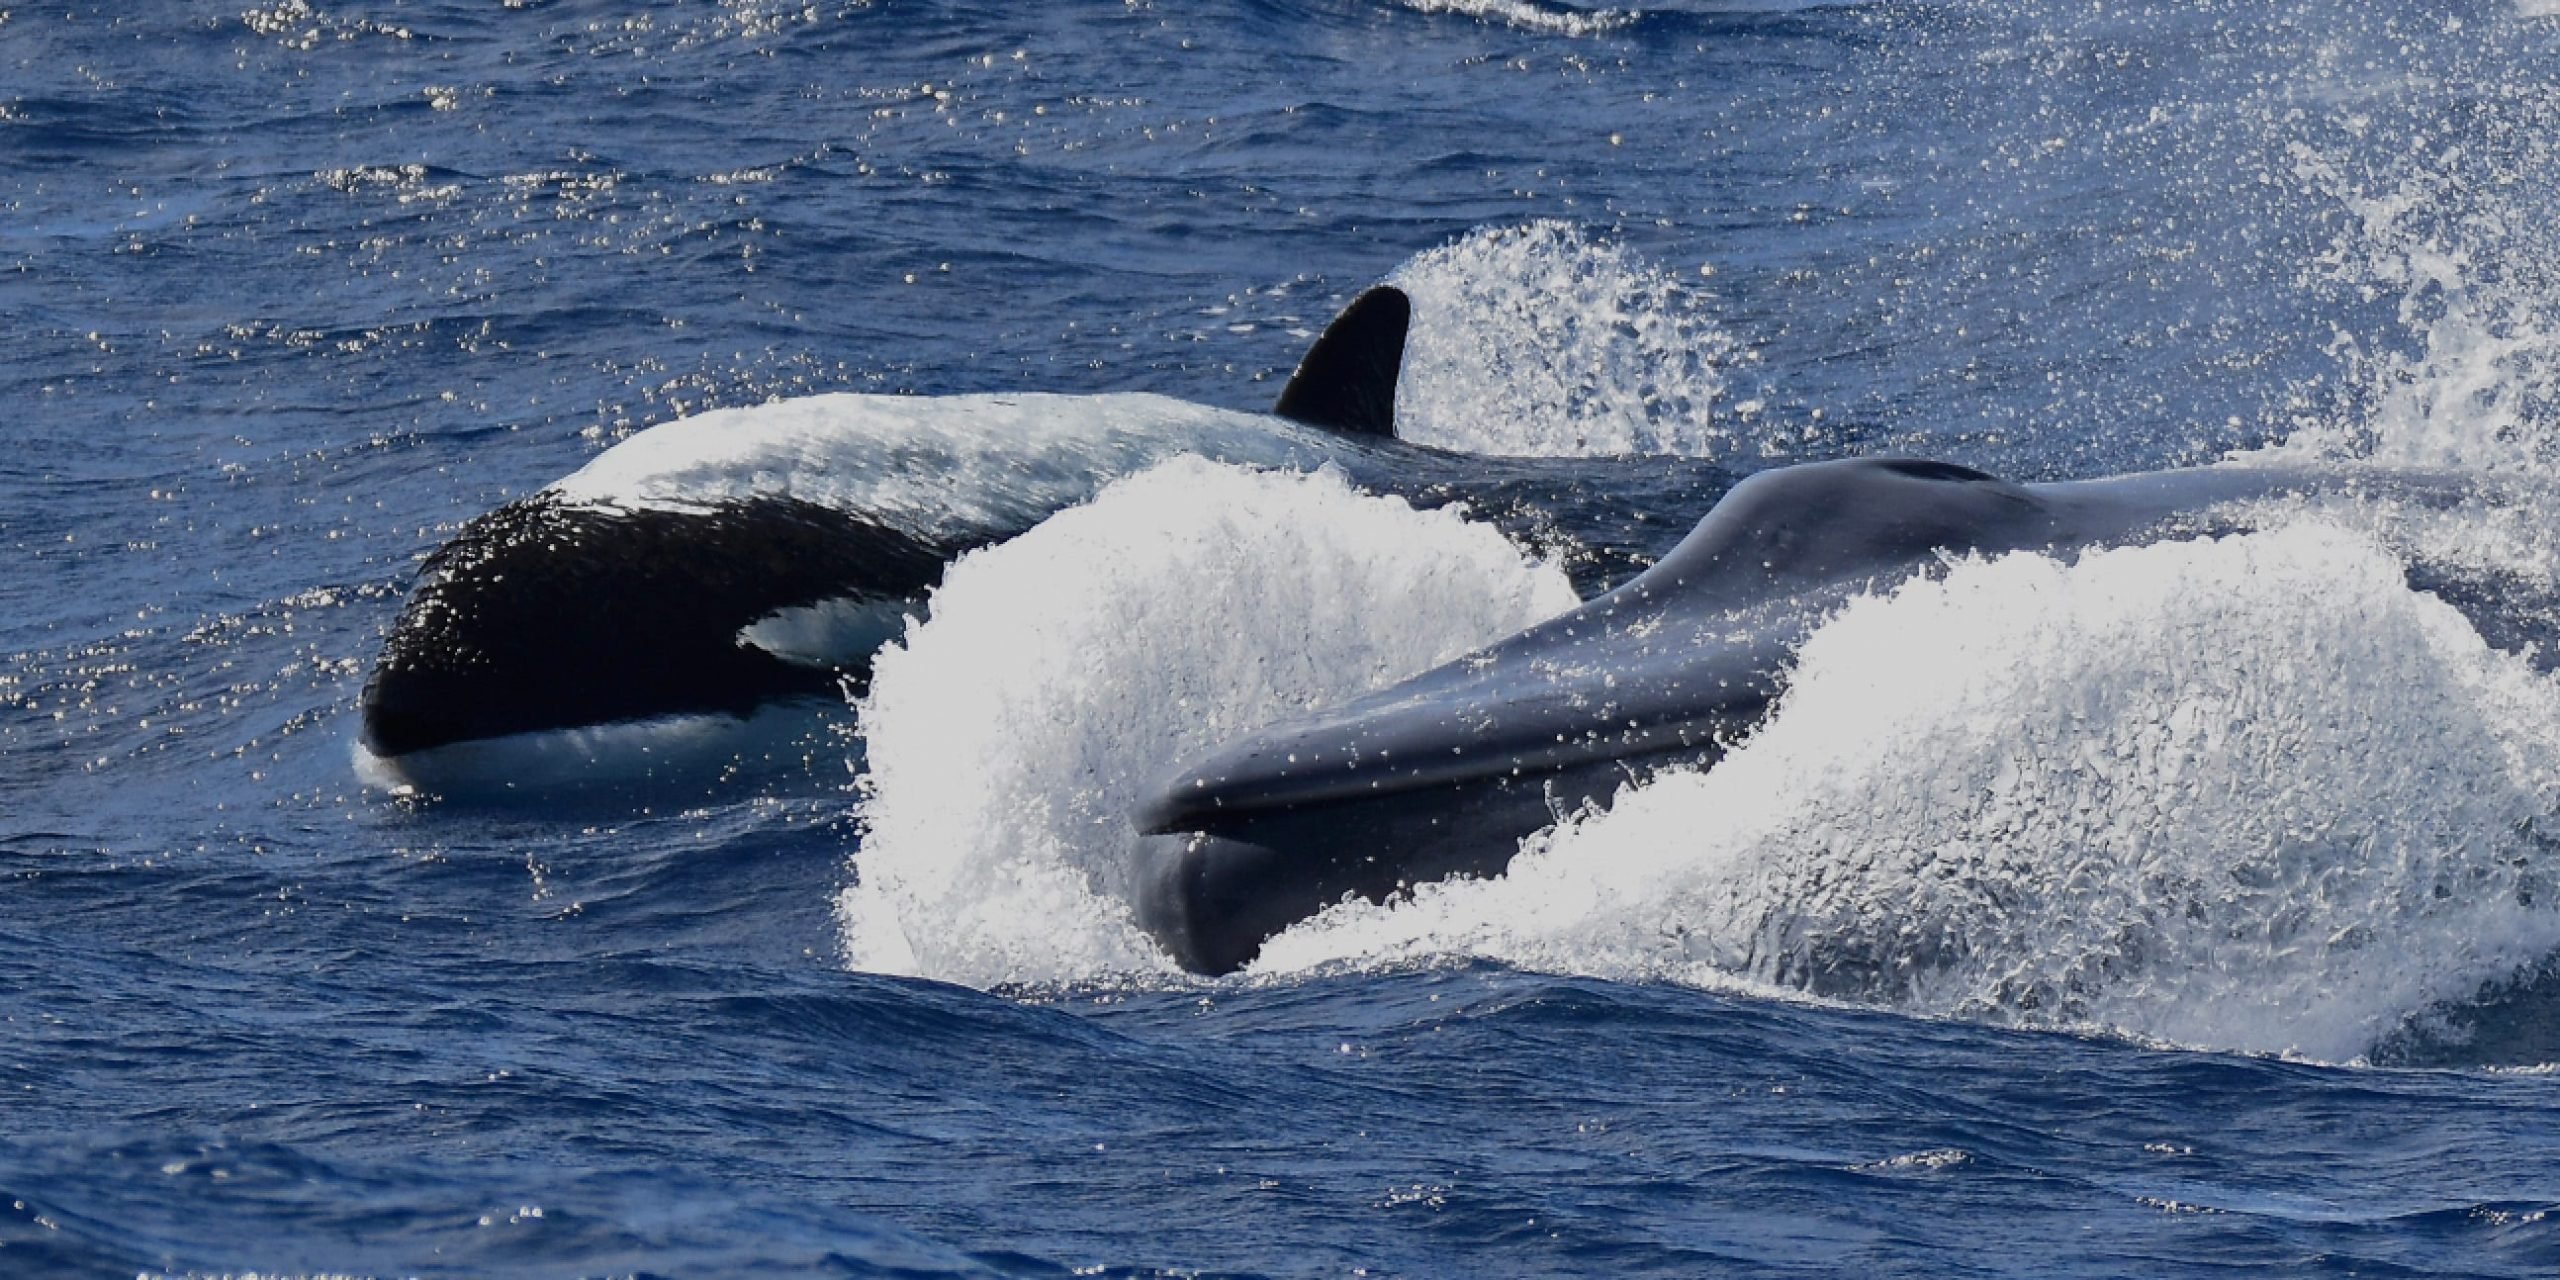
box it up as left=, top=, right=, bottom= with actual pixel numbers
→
left=1130, top=756, right=1649, bottom=975
left=1133, top=830, right=1306, bottom=977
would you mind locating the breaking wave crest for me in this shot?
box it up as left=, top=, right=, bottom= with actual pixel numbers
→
left=1259, top=525, right=2560, bottom=1062
left=837, top=460, right=1577, bottom=988
left=1390, top=0, right=1637, bottom=38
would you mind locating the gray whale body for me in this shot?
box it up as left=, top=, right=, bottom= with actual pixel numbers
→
left=1133, top=455, right=2469, bottom=975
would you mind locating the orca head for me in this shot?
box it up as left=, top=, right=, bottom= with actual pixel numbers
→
left=359, top=283, right=1418, bottom=772
left=360, top=494, right=950, bottom=761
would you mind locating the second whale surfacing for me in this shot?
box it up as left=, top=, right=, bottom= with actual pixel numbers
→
left=1130, top=455, right=2486, bottom=975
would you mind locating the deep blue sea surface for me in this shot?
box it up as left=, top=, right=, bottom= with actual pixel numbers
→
left=13, top=0, right=2560, bottom=1274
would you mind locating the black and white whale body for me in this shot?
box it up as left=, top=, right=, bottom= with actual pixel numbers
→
left=1133, top=456, right=2475, bottom=975
left=358, top=287, right=1746, bottom=790
left=359, top=495, right=958, bottom=769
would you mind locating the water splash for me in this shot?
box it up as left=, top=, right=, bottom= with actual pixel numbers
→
left=1394, top=0, right=1637, bottom=38
left=1390, top=222, right=1738, bottom=458
left=1260, top=525, right=2560, bottom=1062
left=2275, top=145, right=2560, bottom=475
left=548, top=390, right=1344, bottom=532
left=838, top=459, right=1576, bottom=987
left=2232, top=2, right=2560, bottom=477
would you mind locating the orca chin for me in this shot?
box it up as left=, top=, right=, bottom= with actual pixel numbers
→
left=354, top=696, right=853, bottom=803
left=1129, top=455, right=2486, bottom=975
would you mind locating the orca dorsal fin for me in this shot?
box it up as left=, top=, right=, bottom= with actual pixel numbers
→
left=1272, top=285, right=1410, bottom=437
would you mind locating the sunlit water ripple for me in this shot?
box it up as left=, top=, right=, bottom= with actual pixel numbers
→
left=9, top=0, right=2560, bottom=1274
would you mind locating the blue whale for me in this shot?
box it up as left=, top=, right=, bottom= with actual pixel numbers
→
left=357, top=287, right=1746, bottom=786
left=1132, top=455, right=2479, bottom=975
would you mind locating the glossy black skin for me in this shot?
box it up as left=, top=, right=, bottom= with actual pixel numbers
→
left=358, top=494, right=976, bottom=759
left=1132, top=457, right=2443, bottom=975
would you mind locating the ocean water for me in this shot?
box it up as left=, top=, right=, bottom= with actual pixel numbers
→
left=11, top=0, right=2560, bottom=1274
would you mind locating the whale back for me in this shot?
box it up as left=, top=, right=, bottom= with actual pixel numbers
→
left=1617, top=457, right=2052, bottom=614
left=1142, top=458, right=2066, bottom=834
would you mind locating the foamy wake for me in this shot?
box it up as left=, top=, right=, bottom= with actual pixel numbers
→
left=1393, top=222, right=1738, bottom=457
left=1259, top=524, right=2560, bottom=1062
left=1393, top=0, right=1637, bottom=39
left=837, top=460, right=1577, bottom=988
left=548, top=390, right=1339, bottom=533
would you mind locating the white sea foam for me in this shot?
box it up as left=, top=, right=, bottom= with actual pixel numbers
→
left=2232, top=99, right=2560, bottom=643
left=1255, top=525, right=2560, bottom=1061
left=549, top=391, right=1347, bottom=533
left=837, top=459, right=1578, bottom=987
left=1393, top=222, right=1737, bottom=457
left=535, top=231, right=1740, bottom=538
left=2259, top=36, right=2560, bottom=479
left=1394, top=0, right=1637, bottom=38
left=2268, top=159, right=2560, bottom=478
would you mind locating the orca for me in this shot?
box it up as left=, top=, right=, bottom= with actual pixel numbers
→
left=358, top=286, right=1745, bottom=790
left=1131, top=456, right=2484, bottom=975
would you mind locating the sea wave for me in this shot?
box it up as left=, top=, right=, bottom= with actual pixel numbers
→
left=838, top=459, right=1577, bottom=988
left=1261, top=523, right=2560, bottom=1062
